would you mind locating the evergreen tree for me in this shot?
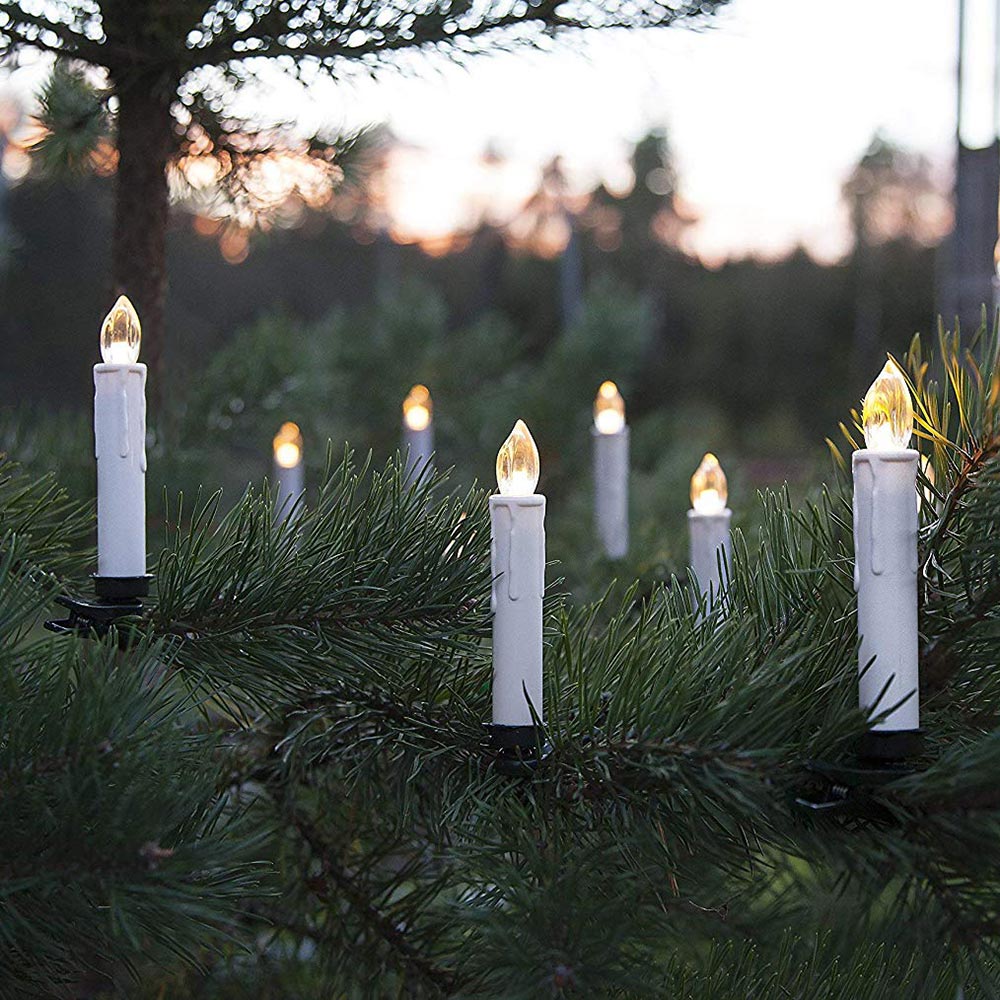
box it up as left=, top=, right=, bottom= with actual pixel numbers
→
left=3, top=316, right=1000, bottom=997
left=0, top=0, right=729, bottom=384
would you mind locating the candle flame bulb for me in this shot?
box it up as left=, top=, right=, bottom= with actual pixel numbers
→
left=593, top=380, right=626, bottom=434
left=496, top=419, right=540, bottom=496
left=403, top=384, right=432, bottom=431
left=273, top=421, right=303, bottom=469
left=690, top=453, right=728, bottom=514
left=862, top=358, right=913, bottom=451
left=100, top=295, right=141, bottom=364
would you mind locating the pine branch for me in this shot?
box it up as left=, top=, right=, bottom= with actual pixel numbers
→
left=183, top=0, right=728, bottom=71
left=0, top=456, right=91, bottom=574
left=283, top=799, right=459, bottom=994
left=10, top=316, right=1000, bottom=994
left=148, top=451, right=491, bottom=711
left=0, top=638, right=272, bottom=996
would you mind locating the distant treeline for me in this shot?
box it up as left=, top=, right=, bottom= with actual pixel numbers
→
left=0, top=133, right=937, bottom=452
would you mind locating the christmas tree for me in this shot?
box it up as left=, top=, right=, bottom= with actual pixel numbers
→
left=3, top=315, right=1000, bottom=999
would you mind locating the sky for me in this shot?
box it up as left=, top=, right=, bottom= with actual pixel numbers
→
left=2, top=0, right=990, bottom=262
left=265, top=0, right=971, bottom=262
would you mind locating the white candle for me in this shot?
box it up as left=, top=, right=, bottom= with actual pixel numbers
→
left=592, top=381, right=629, bottom=559
left=273, top=421, right=304, bottom=517
left=687, top=453, right=732, bottom=606
left=490, top=420, right=545, bottom=730
left=853, top=359, right=919, bottom=747
left=402, top=384, right=434, bottom=485
left=94, top=296, right=147, bottom=590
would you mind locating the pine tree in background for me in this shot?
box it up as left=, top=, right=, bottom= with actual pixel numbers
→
left=2, top=316, right=1000, bottom=998
left=0, top=0, right=729, bottom=385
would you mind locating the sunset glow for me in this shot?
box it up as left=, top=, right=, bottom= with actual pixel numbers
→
left=0, top=0, right=960, bottom=265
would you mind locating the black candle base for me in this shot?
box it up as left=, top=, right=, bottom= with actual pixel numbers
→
left=488, top=724, right=551, bottom=777
left=93, top=574, right=152, bottom=600
left=857, top=728, right=923, bottom=762
left=45, top=575, right=152, bottom=639
left=795, top=751, right=920, bottom=818
left=44, top=593, right=144, bottom=639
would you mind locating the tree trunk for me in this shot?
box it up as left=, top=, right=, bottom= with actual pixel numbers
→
left=111, top=71, right=175, bottom=406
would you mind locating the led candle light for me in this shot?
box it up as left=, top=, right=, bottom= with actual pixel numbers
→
left=94, top=295, right=148, bottom=598
left=490, top=420, right=546, bottom=751
left=853, top=359, right=920, bottom=758
left=687, top=453, right=732, bottom=606
left=402, top=384, right=434, bottom=485
left=273, top=421, right=304, bottom=516
left=592, top=381, right=629, bottom=559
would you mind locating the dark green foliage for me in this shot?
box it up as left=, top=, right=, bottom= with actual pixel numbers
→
left=0, top=463, right=266, bottom=998
left=153, top=450, right=491, bottom=712
left=0, top=643, right=267, bottom=996
left=3, top=319, right=1000, bottom=997
left=32, top=62, right=109, bottom=175
left=0, top=456, right=90, bottom=580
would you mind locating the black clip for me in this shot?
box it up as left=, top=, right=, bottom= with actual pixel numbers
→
left=487, top=724, right=551, bottom=777
left=795, top=758, right=915, bottom=819
left=45, top=593, right=144, bottom=640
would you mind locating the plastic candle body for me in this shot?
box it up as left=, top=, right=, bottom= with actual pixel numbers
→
left=687, top=453, right=732, bottom=605
left=853, top=360, right=919, bottom=745
left=402, top=384, right=434, bottom=485
left=490, top=420, right=545, bottom=728
left=273, top=422, right=304, bottom=517
left=94, top=296, right=147, bottom=583
left=592, top=381, right=629, bottom=559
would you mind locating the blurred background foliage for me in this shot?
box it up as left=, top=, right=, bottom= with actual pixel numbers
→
left=0, top=125, right=937, bottom=597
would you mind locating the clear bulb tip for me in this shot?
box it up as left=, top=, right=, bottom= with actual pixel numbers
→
left=100, top=295, right=142, bottom=364
left=496, top=419, right=540, bottom=496
left=691, top=452, right=728, bottom=513
left=862, top=358, right=913, bottom=451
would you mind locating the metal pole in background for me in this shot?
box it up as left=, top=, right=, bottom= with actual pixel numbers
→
left=940, top=0, right=1000, bottom=330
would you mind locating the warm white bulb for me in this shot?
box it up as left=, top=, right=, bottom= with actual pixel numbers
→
left=691, top=453, right=728, bottom=514
left=273, top=422, right=303, bottom=469
left=862, top=359, right=913, bottom=451
left=593, top=381, right=626, bottom=435
left=100, top=295, right=141, bottom=364
left=496, top=420, right=540, bottom=496
left=403, top=384, right=432, bottom=431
